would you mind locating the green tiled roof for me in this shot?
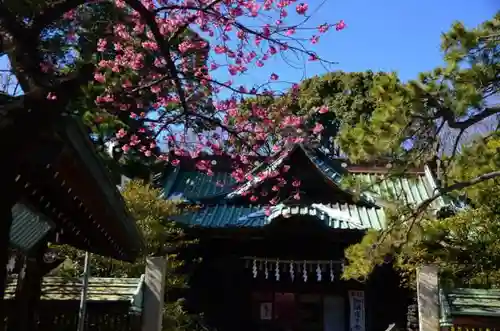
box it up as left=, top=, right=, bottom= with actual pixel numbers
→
left=440, top=288, right=500, bottom=325
left=226, top=145, right=351, bottom=200
left=164, top=167, right=236, bottom=201
left=223, top=145, right=438, bottom=210
left=175, top=205, right=263, bottom=227
left=163, top=144, right=443, bottom=230
left=270, top=203, right=386, bottom=229
left=5, top=275, right=144, bottom=311
left=174, top=203, right=386, bottom=229
left=302, top=147, right=344, bottom=185
left=352, top=172, right=436, bottom=207
left=9, top=203, right=54, bottom=252
left=162, top=145, right=440, bottom=209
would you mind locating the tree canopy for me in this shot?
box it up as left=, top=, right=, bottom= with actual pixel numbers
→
left=341, top=13, right=500, bottom=286
left=236, top=70, right=397, bottom=154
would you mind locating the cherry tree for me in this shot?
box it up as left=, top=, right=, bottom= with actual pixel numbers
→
left=0, top=0, right=345, bottom=202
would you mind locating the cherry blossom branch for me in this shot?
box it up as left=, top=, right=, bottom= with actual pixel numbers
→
left=124, top=0, right=191, bottom=114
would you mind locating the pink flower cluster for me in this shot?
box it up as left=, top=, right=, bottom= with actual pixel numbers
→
left=49, top=0, right=346, bottom=205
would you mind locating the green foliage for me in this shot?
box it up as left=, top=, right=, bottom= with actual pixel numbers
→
left=338, top=12, right=499, bottom=165
left=52, top=181, right=200, bottom=331
left=238, top=71, right=395, bottom=154
left=343, top=13, right=500, bottom=287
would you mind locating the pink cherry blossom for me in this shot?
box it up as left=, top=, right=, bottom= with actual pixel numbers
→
left=313, top=123, right=324, bottom=134
left=22, top=0, right=347, bottom=212
left=336, top=20, right=347, bottom=31
left=296, top=3, right=309, bottom=15
left=318, top=24, right=329, bottom=33
left=94, top=73, right=106, bottom=83
left=46, top=92, right=57, bottom=100
left=318, top=105, right=329, bottom=113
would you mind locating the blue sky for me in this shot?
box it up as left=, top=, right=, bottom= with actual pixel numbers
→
left=1, top=0, right=496, bottom=96
left=209, top=0, right=498, bottom=95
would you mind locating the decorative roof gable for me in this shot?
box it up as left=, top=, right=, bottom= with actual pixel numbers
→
left=161, top=143, right=443, bottom=230
left=226, top=144, right=347, bottom=200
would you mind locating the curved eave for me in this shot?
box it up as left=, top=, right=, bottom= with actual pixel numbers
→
left=226, top=144, right=298, bottom=199
left=173, top=203, right=386, bottom=230
left=59, top=116, right=145, bottom=261
left=300, top=146, right=378, bottom=207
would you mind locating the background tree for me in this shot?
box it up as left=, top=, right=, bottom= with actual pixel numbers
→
left=341, top=13, right=500, bottom=286
left=53, top=181, right=200, bottom=331
left=235, top=70, right=396, bottom=155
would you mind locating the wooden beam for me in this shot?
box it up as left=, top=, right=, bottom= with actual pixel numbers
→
left=6, top=242, right=64, bottom=331
left=57, top=116, right=143, bottom=258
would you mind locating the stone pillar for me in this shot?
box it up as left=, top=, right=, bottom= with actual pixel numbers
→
left=141, top=257, right=168, bottom=331
left=416, top=265, right=440, bottom=331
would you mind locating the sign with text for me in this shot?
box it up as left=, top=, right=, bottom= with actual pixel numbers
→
left=348, top=290, right=365, bottom=331
left=260, top=302, right=272, bottom=320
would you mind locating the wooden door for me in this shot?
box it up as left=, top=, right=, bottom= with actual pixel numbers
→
left=274, top=292, right=298, bottom=330
left=323, top=295, right=345, bottom=331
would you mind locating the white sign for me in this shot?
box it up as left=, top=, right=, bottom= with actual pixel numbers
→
left=348, top=290, right=365, bottom=331
left=260, top=302, right=273, bottom=320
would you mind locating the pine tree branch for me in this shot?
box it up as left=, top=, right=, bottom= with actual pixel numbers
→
left=376, top=170, right=500, bottom=252
left=444, top=106, right=500, bottom=130
left=420, top=170, right=500, bottom=211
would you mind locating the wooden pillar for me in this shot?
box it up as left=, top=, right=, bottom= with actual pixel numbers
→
left=141, top=257, right=168, bottom=331
left=0, top=164, right=17, bottom=327
left=0, top=203, right=13, bottom=299
left=7, top=243, right=47, bottom=331
left=416, top=265, right=440, bottom=331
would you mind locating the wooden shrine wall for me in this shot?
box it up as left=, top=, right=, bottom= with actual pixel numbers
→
left=2, top=301, right=141, bottom=331
left=450, top=315, right=500, bottom=330
left=185, top=228, right=410, bottom=331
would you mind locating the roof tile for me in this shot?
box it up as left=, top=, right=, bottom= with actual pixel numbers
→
left=9, top=204, right=54, bottom=252
left=5, top=275, right=144, bottom=307
left=175, top=203, right=386, bottom=230
left=441, top=288, right=500, bottom=320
